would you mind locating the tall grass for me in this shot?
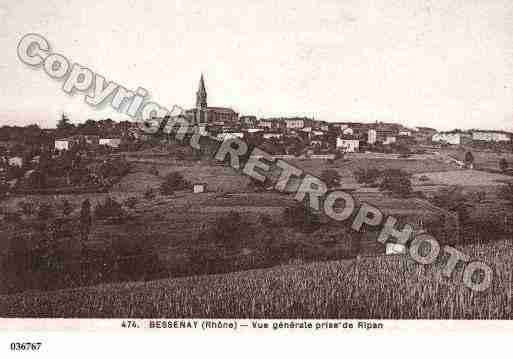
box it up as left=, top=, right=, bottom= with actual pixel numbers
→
left=2, top=240, right=512, bottom=318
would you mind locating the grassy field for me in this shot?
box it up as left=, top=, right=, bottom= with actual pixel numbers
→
left=123, top=150, right=461, bottom=194
left=283, top=154, right=460, bottom=192
left=413, top=170, right=513, bottom=188
left=440, top=148, right=513, bottom=171
left=292, top=154, right=459, bottom=176
left=127, top=157, right=251, bottom=193
left=1, top=239, right=511, bottom=318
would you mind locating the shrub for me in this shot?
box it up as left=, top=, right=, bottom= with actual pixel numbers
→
left=412, top=191, right=427, bottom=199
left=379, top=169, right=412, bottom=197
left=475, top=191, right=486, bottom=203
left=80, top=199, right=92, bottom=227
left=38, top=203, right=54, bottom=221
left=248, top=177, right=271, bottom=191
left=320, top=169, right=341, bottom=188
left=431, top=186, right=472, bottom=224
left=354, top=168, right=381, bottom=186
left=187, top=244, right=225, bottom=275
left=394, top=143, right=411, bottom=156
left=500, top=183, right=513, bottom=207
left=94, top=197, right=124, bottom=219
left=283, top=202, right=320, bottom=232
left=124, top=196, right=138, bottom=209
left=160, top=172, right=189, bottom=195
left=26, top=170, right=48, bottom=189
left=144, top=187, right=156, bottom=200
left=98, top=158, right=131, bottom=179
left=212, top=211, right=243, bottom=249
left=4, top=211, right=21, bottom=223
left=0, top=182, right=10, bottom=197
left=62, top=199, right=73, bottom=216
left=149, top=165, right=159, bottom=177
left=259, top=214, right=273, bottom=227
left=465, top=151, right=474, bottom=166
left=500, top=158, right=508, bottom=172
left=18, top=201, right=35, bottom=217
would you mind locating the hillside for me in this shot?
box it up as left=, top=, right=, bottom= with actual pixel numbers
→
left=1, top=240, right=512, bottom=319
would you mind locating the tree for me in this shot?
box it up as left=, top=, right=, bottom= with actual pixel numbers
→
left=160, top=172, right=189, bottom=195
left=62, top=200, right=73, bottom=217
left=432, top=187, right=464, bottom=209
left=0, top=182, right=9, bottom=198
left=124, top=197, right=138, bottom=209
left=464, top=151, right=474, bottom=168
left=4, top=211, right=21, bottom=223
left=259, top=214, right=273, bottom=227
left=475, top=191, right=486, bottom=203
left=94, top=197, right=124, bottom=219
left=144, top=187, right=156, bottom=200
left=259, top=214, right=277, bottom=257
left=18, top=201, right=35, bottom=217
left=38, top=203, right=54, bottom=221
left=27, top=169, right=48, bottom=189
left=500, top=158, right=508, bottom=172
left=320, top=169, right=341, bottom=188
left=78, top=119, right=100, bottom=135
left=213, top=211, right=243, bottom=249
left=283, top=202, right=320, bottom=232
left=80, top=199, right=92, bottom=241
left=500, top=183, right=513, bottom=207
left=379, top=169, right=412, bottom=197
left=56, top=113, right=75, bottom=137
left=431, top=186, right=472, bottom=224
left=395, top=143, right=411, bottom=157
left=248, top=176, right=272, bottom=191
left=149, top=165, right=159, bottom=177
left=354, top=168, right=381, bottom=186
left=98, top=158, right=131, bottom=179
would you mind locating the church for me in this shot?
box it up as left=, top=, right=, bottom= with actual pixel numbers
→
left=185, top=74, right=239, bottom=127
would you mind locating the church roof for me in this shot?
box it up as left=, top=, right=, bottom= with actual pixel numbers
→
left=198, top=74, right=206, bottom=93
left=207, top=106, right=237, bottom=112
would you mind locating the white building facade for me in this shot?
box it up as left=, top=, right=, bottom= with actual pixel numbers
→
left=99, top=138, right=122, bottom=148
left=432, top=132, right=471, bottom=145
left=336, top=138, right=360, bottom=152
left=471, top=131, right=511, bottom=142
left=367, top=129, right=377, bottom=144
left=55, top=139, right=73, bottom=151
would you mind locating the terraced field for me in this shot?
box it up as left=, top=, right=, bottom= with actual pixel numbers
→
left=2, top=240, right=511, bottom=319
left=414, top=170, right=513, bottom=187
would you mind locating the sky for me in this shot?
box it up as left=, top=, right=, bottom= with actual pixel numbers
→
left=0, top=0, right=512, bottom=131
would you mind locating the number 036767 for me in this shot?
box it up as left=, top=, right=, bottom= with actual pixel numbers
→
left=10, top=342, right=42, bottom=351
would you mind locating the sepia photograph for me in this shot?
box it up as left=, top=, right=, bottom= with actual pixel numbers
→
left=1, top=1, right=513, bottom=346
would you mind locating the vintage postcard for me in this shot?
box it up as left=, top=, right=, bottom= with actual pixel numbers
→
left=0, top=0, right=512, bottom=355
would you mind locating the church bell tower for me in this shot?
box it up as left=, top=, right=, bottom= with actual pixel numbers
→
left=196, top=74, right=208, bottom=124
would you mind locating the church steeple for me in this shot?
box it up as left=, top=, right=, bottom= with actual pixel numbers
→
left=195, top=74, right=208, bottom=125
left=196, top=73, right=207, bottom=109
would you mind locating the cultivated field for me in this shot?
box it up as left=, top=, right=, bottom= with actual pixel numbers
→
left=283, top=153, right=461, bottom=192
left=413, top=170, right=513, bottom=188
left=292, top=153, right=459, bottom=176
left=118, top=149, right=461, bottom=195
left=440, top=148, right=513, bottom=171
left=2, top=239, right=511, bottom=319
left=130, top=162, right=251, bottom=192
